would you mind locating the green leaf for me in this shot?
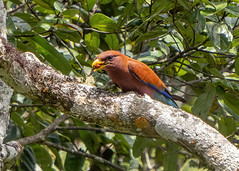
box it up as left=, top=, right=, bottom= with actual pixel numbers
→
left=132, top=137, right=151, bottom=157
left=193, top=9, right=206, bottom=33
left=218, top=117, right=237, bottom=136
left=4, top=121, right=21, bottom=142
left=90, top=13, right=117, bottom=32
left=65, top=153, right=85, bottom=171
left=6, top=15, right=17, bottom=35
left=178, top=0, right=191, bottom=11
left=75, top=54, right=92, bottom=67
left=26, top=35, right=72, bottom=74
left=32, top=145, right=53, bottom=170
left=208, top=68, right=224, bottom=78
left=8, top=0, right=21, bottom=4
left=235, top=58, right=239, bottom=75
left=32, top=0, right=54, bottom=10
left=101, top=0, right=112, bottom=4
left=20, top=147, right=36, bottom=171
left=135, top=30, right=167, bottom=43
left=104, top=34, right=119, bottom=49
left=62, top=9, right=80, bottom=18
left=85, top=0, right=97, bottom=9
left=54, top=23, right=83, bottom=33
left=158, top=42, right=170, bottom=55
left=201, top=0, right=216, bottom=7
left=48, top=147, right=64, bottom=170
left=138, top=56, right=158, bottom=63
left=152, top=0, right=174, bottom=13
left=85, top=32, right=100, bottom=48
left=206, top=22, right=233, bottom=53
left=134, top=0, right=144, bottom=12
left=74, top=120, right=101, bottom=153
left=192, top=83, right=216, bottom=119
left=225, top=6, right=239, bottom=17
left=14, top=13, right=39, bottom=27
left=205, top=53, right=216, bottom=67
left=163, top=141, right=178, bottom=171
left=174, top=60, right=193, bottom=76
left=217, top=92, right=239, bottom=122
left=137, top=51, right=163, bottom=63
left=55, top=30, right=82, bottom=43
left=115, top=0, right=128, bottom=5
left=201, top=2, right=227, bottom=16
left=11, top=16, right=31, bottom=31
left=115, top=134, right=132, bottom=148
left=180, top=159, right=206, bottom=171
left=11, top=112, right=35, bottom=136
left=54, top=1, right=64, bottom=12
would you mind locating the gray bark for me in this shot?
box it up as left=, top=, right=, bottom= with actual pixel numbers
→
left=0, top=0, right=15, bottom=170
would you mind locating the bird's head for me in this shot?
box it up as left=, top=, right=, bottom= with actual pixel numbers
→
left=92, top=50, right=127, bottom=71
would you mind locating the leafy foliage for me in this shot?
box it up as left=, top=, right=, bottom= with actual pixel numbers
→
left=4, top=0, right=239, bottom=170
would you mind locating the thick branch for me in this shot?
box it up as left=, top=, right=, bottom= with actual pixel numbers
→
left=0, top=81, right=13, bottom=144
left=0, top=40, right=238, bottom=170
left=0, top=1, right=15, bottom=170
left=0, top=81, right=14, bottom=170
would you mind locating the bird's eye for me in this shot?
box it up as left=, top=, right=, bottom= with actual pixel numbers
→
left=107, top=55, right=115, bottom=60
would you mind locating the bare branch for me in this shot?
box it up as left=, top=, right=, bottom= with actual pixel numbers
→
left=18, top=114, right=69, bottom=146
left=55, top=126, right=135, bottom=136
left=43, top=141, right=125, bottom=171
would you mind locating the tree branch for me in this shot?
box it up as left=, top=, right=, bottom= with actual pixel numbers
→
left=0, top=1, right=15, bottom=170
left=43, top=141, right=125, bottom=171
left=17, top=114, right=69, bottom=146
left=55, top=126, right=135, bottom=136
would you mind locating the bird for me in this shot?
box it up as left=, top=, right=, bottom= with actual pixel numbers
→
left=92, top=50, right=178, bottom=108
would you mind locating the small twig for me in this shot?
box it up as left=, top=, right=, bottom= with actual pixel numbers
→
left=232, top=17, right=239, bottom=30
left=13, top=31, right=51, bottom=38
left=55, top=126, right=134, bottom=136
left=226, top=130, right=239, bottom=139
left=18, top=114, right=69, bottom=146
left=221, top=59, right=235, bottom=73
left=78, top=41, right=92, bottom=60
left=174, top=57, right=186, bottom=76
left=170, top=86, right=198, bottom=97
left=175, top=60, right=213, bottom=77
left=163, top=74, right=211, bottom=87
left=10, top=104, right=43, bottom=107
left=24, top=0, right=40, bottom=21
left=198, top=49, right=237, bottom=56
left=153, top=38, right=209, bottom=69
left=158, top=72, right=198, bottom=87
left=144, top=148, right=153, bottom=169
left=172, top=0, right=189, bottom=49
left=83, top=28, right=111, bottom=34
left=169, top=32, right=181, bottom=52
left=43, top=141, right=126, bottom=171
left=7, top=2, right=27, bottom=14
left=53, top=33, right=86, bottom=78
left=123, top=14, right=128, bottom=55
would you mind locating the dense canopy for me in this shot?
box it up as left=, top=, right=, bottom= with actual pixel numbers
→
left=4, top=0, right=239, bottom=170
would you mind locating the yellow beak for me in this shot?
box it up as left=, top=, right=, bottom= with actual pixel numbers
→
left=92, top=59, right=106, bottom=71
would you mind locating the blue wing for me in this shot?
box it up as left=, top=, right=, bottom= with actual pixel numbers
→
left=128, top=66, right=178, bottom=108
left=141, top=80, right=178, bottom=108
